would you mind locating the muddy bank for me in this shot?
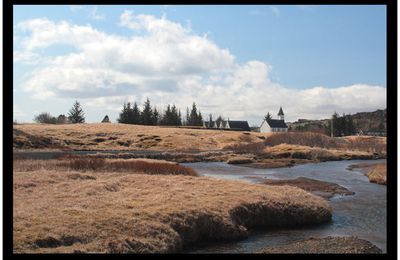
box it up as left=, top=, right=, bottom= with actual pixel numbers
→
left=263, top=177, right=355, bottom=200
left=258, top=236, right=382, bottom=254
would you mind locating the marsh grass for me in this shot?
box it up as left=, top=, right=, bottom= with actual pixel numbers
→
left=13, top=168, right=331, bottom=253
left=13, top=158, right=198, bottom=176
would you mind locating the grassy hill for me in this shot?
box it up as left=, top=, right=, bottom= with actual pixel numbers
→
left=288, top=109, right=386, bottom=134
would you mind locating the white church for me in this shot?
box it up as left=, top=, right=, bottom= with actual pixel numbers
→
left=260, top=107, right=288, bottom=133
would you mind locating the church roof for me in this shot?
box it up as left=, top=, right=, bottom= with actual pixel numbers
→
left=228, top=120, right=251, bottom=131
left=266, top=119, right=288, bottom=128
left=278, top=107, right=284, bottom=116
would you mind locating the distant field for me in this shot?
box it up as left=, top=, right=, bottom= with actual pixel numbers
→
left=13, top=123, right=386, bottom=155
left=13, top=123, right=270, bottom=151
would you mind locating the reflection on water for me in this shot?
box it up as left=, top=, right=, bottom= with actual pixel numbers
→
left=182, top=160, right=387, bottom=253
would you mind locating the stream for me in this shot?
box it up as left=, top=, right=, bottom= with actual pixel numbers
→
left=182, top=159, right=387, bottom=253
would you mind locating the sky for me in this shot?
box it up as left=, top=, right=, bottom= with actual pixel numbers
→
left=13, top=5, right=387, bottom=125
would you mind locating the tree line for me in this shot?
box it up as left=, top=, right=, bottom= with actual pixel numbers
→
left=33, top=101, right=86, bottom=124
left=118, top=98, right=203, bottom=126
left=327, top=112, right=356, bottom=137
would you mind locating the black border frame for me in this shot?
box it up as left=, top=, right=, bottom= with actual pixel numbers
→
left=4, top=0, right=397, bottom=258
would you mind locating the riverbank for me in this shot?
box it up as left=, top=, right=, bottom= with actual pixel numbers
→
left=13, top=159, right=332, bottom=253
left=348, top=162, right=387, bottom=185
left=184, top=159, right=386, bottom=253
left=262, top=177, right=355, bottom=200
left=14, top=124, right=386, bottom=165
left=258, top=236, right=382, bottom=254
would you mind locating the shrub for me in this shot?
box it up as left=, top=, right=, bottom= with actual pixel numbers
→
left=264, top=132, right=336, bottom=149
left=224, top=142, right=265, bottom=154
left=34, top=113, right=57, bottom=124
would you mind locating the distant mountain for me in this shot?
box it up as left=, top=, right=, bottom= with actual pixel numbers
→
left=287, top=109, right=386, bottom=135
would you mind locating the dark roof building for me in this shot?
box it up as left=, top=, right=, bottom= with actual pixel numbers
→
left=227, top=120, right=251, bottom=131
left=266, top=119, right=288, bottom=128
left=260, top=107, right=288, bottom=133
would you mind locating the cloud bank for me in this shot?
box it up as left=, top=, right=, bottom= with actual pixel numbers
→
left=14, top=11, right=386, bottom=124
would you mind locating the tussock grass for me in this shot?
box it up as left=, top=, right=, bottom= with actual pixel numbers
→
left=13, top=168, right=331, bottom=253
left=365, top=163, right=386, bottom=185
left=264, top=144, right=374, bottom=161
left=13, top=158, right=198, bottom=176
left=348, top=162, right=386, bottom=185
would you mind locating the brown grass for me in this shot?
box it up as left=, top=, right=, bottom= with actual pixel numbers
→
left=13, top=158, right=198, bottom=176
left=264, top=132, right=336, bottom=148
left=365, top=163, right=386, bottom=185
left=13, top=167, right=331, bottom=253
left=13, top=123, right=270, bottom=151
left=348, top=162, right=387, bottom=185
left=263, top=177, right=355, bottom=199
left=344, top=136, right=386, bottom=154
left=263, top=144, right=374, bottom=161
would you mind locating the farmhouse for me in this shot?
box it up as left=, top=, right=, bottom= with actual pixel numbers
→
left=260, top=107, right=288, bottom=133
left=203, top=119, right=251, bottom=131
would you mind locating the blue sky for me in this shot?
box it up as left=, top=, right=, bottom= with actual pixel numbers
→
left=13, top=5, right=387, bottom=125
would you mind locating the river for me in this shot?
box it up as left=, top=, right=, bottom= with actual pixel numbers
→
left=182, top=159, right=387, bottom=253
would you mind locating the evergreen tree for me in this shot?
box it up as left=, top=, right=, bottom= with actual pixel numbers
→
left=344, top=114, right=355, bottom=135
left=68, top=100, right=85, bottom=124
left=185, top=107, right=190, bottom=126
left=141, top=98, right=153, bottom=125
left=171, top=104, right=179, bottom=125
left=118, top=103, right=129, bottom=123
left=197, top=111, right=203, bottom=126
left=125, top=102, right=134, bottom=124
left=189, top=102, right=199, bottom=126
left=264, top=112, right=272, bottom=121
left=152, top=107, right=159, bottom=125
left=161, top=105, right=171, bottom=125
left=131, top=102, right=141, bottom=124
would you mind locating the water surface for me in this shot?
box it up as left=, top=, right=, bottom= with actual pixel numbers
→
left=182, top=160, right=386, bottom=253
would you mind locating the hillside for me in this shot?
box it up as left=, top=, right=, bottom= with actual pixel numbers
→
left=288, top=109, right=386, bottom=134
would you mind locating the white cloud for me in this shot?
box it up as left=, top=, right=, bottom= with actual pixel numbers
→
left=14, top=12, right=386, bottom=124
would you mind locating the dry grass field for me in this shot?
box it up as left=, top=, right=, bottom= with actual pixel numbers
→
left=365, top=163, right=387, bottom=185
left=13, top=161, right=331, bottom=253
left=14, top=123, right=386, bottom=155
left=13, top=123, right=269, bottom=151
